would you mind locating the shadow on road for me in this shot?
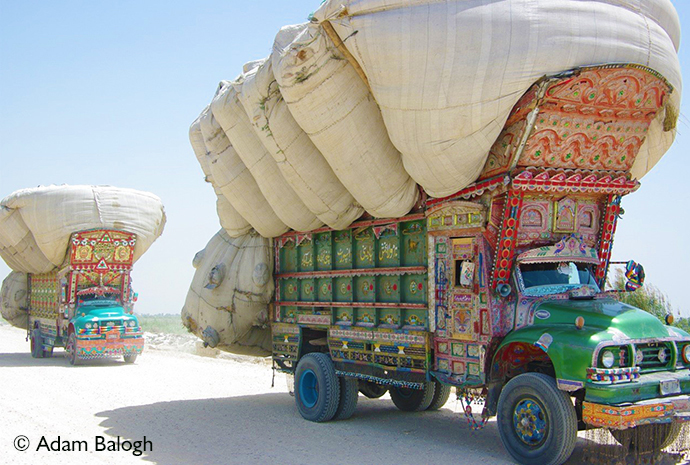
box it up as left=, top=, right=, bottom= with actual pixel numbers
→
left=96, top=393, right=689, bottom=465
left=0, top=351, right=131, bottom=368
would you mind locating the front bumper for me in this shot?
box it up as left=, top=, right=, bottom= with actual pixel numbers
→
left=583, top=369, right=690, bottom=429
left=76, top=333, right=144, bottom=359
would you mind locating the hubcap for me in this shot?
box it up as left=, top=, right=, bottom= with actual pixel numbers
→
left=513, top=398, right=547, bottom=447
left=299, top=369, right=318, bottom=408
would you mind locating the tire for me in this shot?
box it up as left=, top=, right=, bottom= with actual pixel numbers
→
left=610, top=422, right=682, bottom=453
left=66, top=332, right=80, bottom=366
left=390, top=381, right=435, bottom=412
left=427, top=382, right=452, bottom=411
left=333, top=376, right=358, bottom=420
left=30, top=328, right=44, bottom=359
left=123, top=354, right=138, bottom=364
left=358, top=380, right=388, bottom=399
left=497, top=373, right=577, bottom=465
left=294, top=353, right=340, bottom=422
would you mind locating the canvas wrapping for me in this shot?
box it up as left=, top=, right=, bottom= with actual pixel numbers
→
left=272, top=23, right=419, bottom=217
left=211, top=82, right=323, bottom=232
left=0, top=185, right=166, bottom=274
left=313, top=0, right=682, bottom=197
left=198, top=105, right=289, bottom=238
left=189, top=114, right=253, bottom=237
left=0, top=271, right=28, bottom=329
left=238, top=57, right=364, bottom=230
left=181, top=229, right=274, bottom=356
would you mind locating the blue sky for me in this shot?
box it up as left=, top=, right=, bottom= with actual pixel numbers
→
left=1, top=1, right=689, bottom=317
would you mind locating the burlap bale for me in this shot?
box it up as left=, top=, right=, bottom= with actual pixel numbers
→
left=0, top=185, right=166, bottom=274
left=181, top=229, right=273, bottom=357
left=238, top=58, right=364, bottom=230
left=0, top=271, right=29, bottom=329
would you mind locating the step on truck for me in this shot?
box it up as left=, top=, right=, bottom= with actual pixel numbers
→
left=270, top=65, right=690, bottom=464
left=28, top=229, right=144, bottom=365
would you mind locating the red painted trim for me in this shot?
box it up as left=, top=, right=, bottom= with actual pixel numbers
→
left=275, top=301, right=427, bottom=310
left=276, top=266, right=427, bottom=279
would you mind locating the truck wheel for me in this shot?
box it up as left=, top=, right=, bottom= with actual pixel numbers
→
left=427, top=382, right=451, bottom=411
left=30, top=328, right=44, bottom=358
left=497, top=372, right=577, bottom=465
left=390, top=381, right=435, bottom=412
left=333, top=376, right=358, bottom=420
left=295, top=353, right=340, bottom=422
left=67, top=332, right=80, bottom=366
left=123, top=354, right=138, bottom=364
left=358, top=380, right=387, bottom=399
left=610, top=422, right=681, bottom=452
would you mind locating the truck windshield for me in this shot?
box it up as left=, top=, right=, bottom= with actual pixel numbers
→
left=519, top=262, right=600, bottom=296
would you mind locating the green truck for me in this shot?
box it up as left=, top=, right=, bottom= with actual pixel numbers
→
left=270, top=65, right=689, bottom=464
left=28, top=228, right=144, bottom=365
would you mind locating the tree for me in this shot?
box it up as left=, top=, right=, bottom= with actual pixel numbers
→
left=609, top=269, right=674, bottom=322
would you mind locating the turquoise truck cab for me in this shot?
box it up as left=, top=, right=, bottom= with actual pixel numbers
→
left=28, top=229, right=144, bottom=365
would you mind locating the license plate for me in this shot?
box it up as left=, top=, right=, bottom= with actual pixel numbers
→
left=660, top=379, right=681, bottom=396
left=107, top=333, right=118, bottom=340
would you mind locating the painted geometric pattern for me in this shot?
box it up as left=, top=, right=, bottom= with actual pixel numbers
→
left=29, top=273, right=59, bottom=318
left=582, top=401, right=674, bottom=430
left=70, top=229, right=136, bottom=271
left=518, top=66, right=671, bottom=172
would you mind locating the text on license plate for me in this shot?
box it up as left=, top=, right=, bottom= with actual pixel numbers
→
left=107, top=333, right=118, bottom=340
left=660, top=379, right=681, bottom=396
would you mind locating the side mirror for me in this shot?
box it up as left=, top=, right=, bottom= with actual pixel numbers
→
left=497, top=283, right=512, bottom=298
left=624, top=260, right=645, bottom=291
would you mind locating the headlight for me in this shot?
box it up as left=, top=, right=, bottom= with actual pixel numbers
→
left=129, top=320, right=136, bottom=327
left=683, top=345, right=690, bottom=364
left=85, top=322, right=92, bottom=329
left=602, top=350, right=615, bottom=368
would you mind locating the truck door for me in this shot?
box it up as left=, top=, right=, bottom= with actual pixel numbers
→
left=447, top=237, right=477, bottom=342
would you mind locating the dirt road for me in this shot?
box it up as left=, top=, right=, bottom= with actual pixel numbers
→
left=0, top=323, right=685, bottom=465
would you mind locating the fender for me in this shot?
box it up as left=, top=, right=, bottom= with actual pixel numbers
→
left=491, top=325, right=603, bottom=391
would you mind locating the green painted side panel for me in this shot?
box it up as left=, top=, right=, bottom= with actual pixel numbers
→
left=401, top=220, right=426, bottom=266
left=377, top=234, right=400, bottom=267
left=298, top=240, right=314, bottom=272
left=354, top=276, right=376, bottom=303
left=280, top=243, right=297, bottom=273
left=333, top=230, right=352, bottom=270
left=317, top=278, right=332, bottom=302
left=377, top=275, right=400, bottom=303
left=281, top=279, right=299, bottom=301
left=354, top=230, right=375, bottom=269
left=401, top=274, right=426, bottom=304
left=333, top=276, right=352, bottom=302
left=315, top=233, right=332, bottom=271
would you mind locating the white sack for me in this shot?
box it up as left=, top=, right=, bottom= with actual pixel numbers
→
left=181, top=229, right=273, bottom=356
left=211, top=82, right=323, bottom=232
left=0, top=271, right=29, bottom=329
left=0, top=185, right=166, bottom=274
left=189, top=115, right=253, bottom=237
left=239, top=58, right=364, bottom=230
left=314, top=0, right=682, bottom=196
left=198, top=105, right=289, bottom=238
left=273, top=23, right=419, bottom=217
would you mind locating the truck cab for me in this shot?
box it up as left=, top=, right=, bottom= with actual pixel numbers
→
left=28, top=229, right=144, bottom=365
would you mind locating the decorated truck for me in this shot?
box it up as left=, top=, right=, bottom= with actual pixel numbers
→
left=27, top=229, right=144, bottom=365
left=268, top=65, right=690, bottom=464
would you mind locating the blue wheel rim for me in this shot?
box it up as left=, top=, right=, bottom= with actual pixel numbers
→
left=513, top=398, right=547, bottom=447
left=299, top=368, right=318, bottom=408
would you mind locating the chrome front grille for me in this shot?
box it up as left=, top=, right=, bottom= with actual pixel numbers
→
left=635, top=342, right=673, bottom=371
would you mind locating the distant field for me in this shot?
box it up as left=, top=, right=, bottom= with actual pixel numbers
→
left=137, top=314, right=188, bottom=335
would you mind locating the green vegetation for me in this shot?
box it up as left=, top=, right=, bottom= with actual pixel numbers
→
left=136, top=314, right=188, bottom=335
left=610, top=270, right=690, bottom=333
